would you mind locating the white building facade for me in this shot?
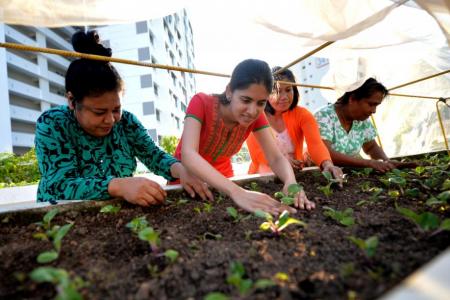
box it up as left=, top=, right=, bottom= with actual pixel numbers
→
left=97, top=9, right=196, bottom=143
left=291, top=57, right=330, bottom=113
left=0, top=24, right=74, bottom=154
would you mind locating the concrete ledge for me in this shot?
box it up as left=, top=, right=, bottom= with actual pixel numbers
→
left=380, top=248, right=450, bottom=300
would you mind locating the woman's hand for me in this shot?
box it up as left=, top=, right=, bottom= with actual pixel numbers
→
left=230, top=187, right=296, bottom=215
left=108, top=177, right=166, bottom=206
left=367, top=159, right=396, bottom=173
left=321, top=160, right=344, bottom=187
left=282, top=183, right=315, bottom=210
left=178, top=166, right=214, bottom=202
left=288, top=158, right=304, bottom=170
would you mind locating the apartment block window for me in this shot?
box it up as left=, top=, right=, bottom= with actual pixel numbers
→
left=140, top=74, right=152, bottom=88
left=151, top=56, right=157, bottom=64
left=147, top=129, right=157, bottom=142
left=181, top=103, right=186, bottom=113
left=138, top=47, right=150, bottom=61
left=154, top=83, right=159, bottom=96
left=142, top=101, right=154, bottom=115
left=171, top=72, right=176, bottom=86
left=136, top=21, right=148, bottom=34
left=156, top=109, right=161, bottom=121
left=174, top=95, right=178, bottom=108
left=168, top=31, right=174, bottom=44
left=169, top=52, right=175, bottom=65
left=175, top=116, right=180, bottom=129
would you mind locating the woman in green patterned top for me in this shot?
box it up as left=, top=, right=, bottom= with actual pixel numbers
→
left=314, top=78, right=398, bottom=173
left=35, top=30, right=211, bottom=205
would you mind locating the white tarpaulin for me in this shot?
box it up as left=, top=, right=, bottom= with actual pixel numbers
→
left=0, top=0, right=449, bottom=157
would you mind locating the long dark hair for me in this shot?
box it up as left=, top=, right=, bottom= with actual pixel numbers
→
left=66, top=30, right=123, bottom=105
left=265, top=66, right=299, bottom=115
left=216, top=59, right=273, bottom=105
left=335, top=78, right=388, bottom=106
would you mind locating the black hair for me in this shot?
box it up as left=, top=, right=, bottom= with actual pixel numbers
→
left=265, top=66, right=299, bottom=115
left=66, top=30, right=123, bottom=105
left=335, top=78, right=388, bottom=106
left=216, top=59, right=273, bottom=105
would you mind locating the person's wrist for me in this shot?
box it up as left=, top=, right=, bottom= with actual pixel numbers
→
left=320, top=160, right=333, bottom=170
left=108, top=178, right=123, bottom=198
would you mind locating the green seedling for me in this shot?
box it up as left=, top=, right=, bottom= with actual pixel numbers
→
left=256, top=210, right=306, bottom=235
left=359, top=181, right=373, bottom=193
left=322, top=206, right=355, bottom=226
left=249, top=181, right=260, bottom=192
left=176, top=199, right=189, bottom=205
left=414, top=166, right=426, bottom=176
left=100, top=204, right=121, bottom=213
left=426, top=190, right=450, bottom=206
left=194, top=203, right=213, bottom=214
left=348, top=235, right=378, bottom=258
left=442, top=179, right=450, bottom=191
left=404, top=188, right=420, bottom=198
left=164, top=249, right=179, bottom=263
left=138, top=226, right=160, bottom=252
left=29, top=267, right=86, bottom=300
left=274, top=183, right=303, bottom=205
left=34, top=209, right=74, bottom=264
left=126, top=216, right=149, bottom=234
left=226, top=261, right=275, bottom=296
left=351, top=168, right=373, bottom=178
left=318, top=171, right=341, bottom=197
left=204, top=292, right=229, bottom=300
left=226, top=207, right=251, bottom=223
left=35, top=208, right=59, bottom=230
left=339, top=262, right=355, bottom=279
left=396, top=206, right=450, bottom=234
left=388, top=190, right=400, bottom=199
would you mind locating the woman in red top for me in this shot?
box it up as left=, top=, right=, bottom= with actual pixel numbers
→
left=174, top=59, right=315, bottom=213
left=247, top=67, right=343, bottom=183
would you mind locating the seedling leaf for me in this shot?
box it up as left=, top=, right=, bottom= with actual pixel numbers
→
left=37, top=251, right=59, bottom=264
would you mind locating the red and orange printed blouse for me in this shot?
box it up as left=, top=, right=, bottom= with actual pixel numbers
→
left=174, top=93, right=269, bottom=177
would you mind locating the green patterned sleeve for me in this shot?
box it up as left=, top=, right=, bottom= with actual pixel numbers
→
left=35, top=110, right=114, bottom=202
left=314, top=108, right=334, bottom=142
left=123, top=112, right=178, bottom=181
left=363, top=119, right=378, bottom=143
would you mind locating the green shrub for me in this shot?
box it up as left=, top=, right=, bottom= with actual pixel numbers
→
left=159, top=136, right=179, bottom=155
left=0, top=148, right=40, bottom=188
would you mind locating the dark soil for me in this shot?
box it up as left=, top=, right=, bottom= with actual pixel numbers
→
left=1, top=154, right=449, bottom=300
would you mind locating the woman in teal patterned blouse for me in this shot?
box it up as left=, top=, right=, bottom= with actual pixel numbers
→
left=314, top=78, right=398, bottom=173
left=35, top=30, right=211, bottom=205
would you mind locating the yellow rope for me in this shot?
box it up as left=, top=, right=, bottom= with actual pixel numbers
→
left=388, top=70, right=450, bottom=91
left=435, top=99, right=450, bottom=156
left=370, top=115, right=383, bottom=149
left=0, top=42, right=230, bottom=78
left=274, top=41, right=335, bottom=75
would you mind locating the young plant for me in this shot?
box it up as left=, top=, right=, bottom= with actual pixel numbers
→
left=396, top=206, right=450, bottom=234
left=426, top=190, right=450, bottom=206
left=256, top=210, right=306, bottom=236
left=126, top=216, right=149, bottom=234
left=226, top=207, right=251, bottom=223
left=317, top=171, right=341, bottom=197
left=164, top=249, right=179, bottom=263
left=249, top=181, right=260, bottom=192
left=35, top=208, right=59, bottom=231
left=273, top=183, right=303, bottom=206
left=348, top=235, right=378, bottom=258
left=194, top=203, right=213, bottom=214
left=29, top=267, right=86, bottom=300
left=322, top=206, right=355, bottom=226
left=226, top=261, right=275, bottom=296
left=100, top=204, right=121, bottom=213
left=34, top=209, right=74, bottom=264
left=351, top=168, right=373, bottom=178
left=138, top=226, right=160, bottom=252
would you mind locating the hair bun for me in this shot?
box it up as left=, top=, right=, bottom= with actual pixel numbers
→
left=72, top=30, right=112, bottom=57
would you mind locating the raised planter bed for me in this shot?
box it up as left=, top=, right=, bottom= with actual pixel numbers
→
left=0, top=153, right=449, bottom=299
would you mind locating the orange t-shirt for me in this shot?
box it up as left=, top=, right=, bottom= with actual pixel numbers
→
left=246, top=106, right=331, bottom=174
left=174, top=93, right=269, bottom=177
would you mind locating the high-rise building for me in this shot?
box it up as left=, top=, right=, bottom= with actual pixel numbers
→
left=0, top=24, right=75, bottom=154
left=96, top=9, right=196, bottom=144
left=291, top=57, right=330, bottom=113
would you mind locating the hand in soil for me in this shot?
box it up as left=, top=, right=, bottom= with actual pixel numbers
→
left=178, top=169, right=214, bottom=202
left=321, top=161, right=344, bottom=188
left=230, top=187, right=296, bottom=216
left=108, top=177, right=166, bottom=206
left=367, top=160, right=396, bottom=173
left=282, top=185, right=315, bottom=210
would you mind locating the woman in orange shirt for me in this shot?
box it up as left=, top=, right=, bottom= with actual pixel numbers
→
left=247, top=66, right=343, bottom=183
left=174, top=59, right=315, bottom=213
